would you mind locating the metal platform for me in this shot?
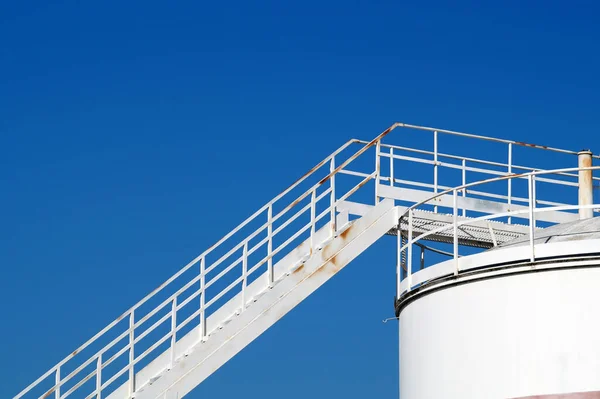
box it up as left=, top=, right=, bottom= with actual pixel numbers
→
left=390, top=210, right=533, bottom=249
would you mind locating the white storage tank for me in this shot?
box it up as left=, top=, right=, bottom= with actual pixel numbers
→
left=396, top=149, right=600, bottom=399
left=397, top=215, right=600, bottom=399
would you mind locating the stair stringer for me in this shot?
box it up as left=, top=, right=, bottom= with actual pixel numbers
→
left=135, top=199, right=398, bottom=399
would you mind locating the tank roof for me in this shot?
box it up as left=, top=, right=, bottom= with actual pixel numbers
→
left=492, top=216, right=600, bottom=250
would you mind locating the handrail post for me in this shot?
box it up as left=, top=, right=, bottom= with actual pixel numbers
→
left=407, top=210, right=413, bottom=290
left=128, top=311, right=135, bottom=395
left=453, top=189, right=458, bottom=275
left=434, top=131, right=438, bottom=213
left=330, top=157, right=336, bottom=237
left=96, top=355, right=102, bottom=399
left=396, top=224, right=401, bottom=298
left=170, top=297, right=177, bottom=368
left=267, top=205, right=273, bottom=287
left=528, top=174, right=535, bottom=262
left=462, top=158, right=466, bottom=217
left=375, top=140, right=381, bottom=203
left=310, top=189, right=316, bottom=253
left=242, top=242, right=248, bottom=313
left=200, top=257, right=206, bottom=341
left=55, top=367, right=60, bottom=399
left=508, top=143, right=513, bottom=224
left=420, top=246, right=425, bottom=271
left=390, top=147, right=395, bottom=187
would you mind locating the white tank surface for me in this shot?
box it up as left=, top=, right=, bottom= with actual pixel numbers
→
left=398, top=217, right=600, bottom=399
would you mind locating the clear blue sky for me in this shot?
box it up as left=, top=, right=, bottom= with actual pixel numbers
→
left=2, top=1, right=600, bottom=398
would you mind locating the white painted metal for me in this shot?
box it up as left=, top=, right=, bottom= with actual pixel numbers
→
left=579, top=150, right=594, bottom=219
left=13, top=122, right=600, bottom=399
left=400, top=261, right=600, bottom=399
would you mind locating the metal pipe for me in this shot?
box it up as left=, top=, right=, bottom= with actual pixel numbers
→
left=407, top=210, right=413, bottom=290
left=330, top=157, right=336, bottom=237
left=55, top=367, right=60, bottom=399
left=170, top=297, right=177, bottom=368
left=528, top=175, right=535, bottom=262
left=310, top=189, right=316, bottom=252
left=96, top=355, right=102, bottom=399
left=578, top=150, right=593, bottom=219
left=433, top=131, right=438, bottom=213
left=267, top=205, right=273, bottom=286
left=396, top=225, right=401, bottom=299
left=128, top=311, right=135, bottom=395
left=242, top=242, right=248, bottom=313
left=375, top=140, right=381, bottom=203
left=200, top=257, right=206, bottom=341
left=406, top=209, right=413, bottom=291
left=453, top=190, right=458, bottom=275
left=508, top=143, right=512, bottom=224
left=462, top=158, right=466, bottom=217
left=390, top=147, right=394, bottom=187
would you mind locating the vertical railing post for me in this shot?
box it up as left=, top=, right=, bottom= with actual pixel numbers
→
left=96, top=355, right=102, bottom=399
left=528, top=174, right=535, bottom=262
left=453, top=189, right=459, bottom=275
left=434, top=131, right=438, bottom=213
left=396, top=224, right=401, bottom=299
left=200, top=257, right=206, bottom=341
left=375, top=140, right=381, bottom=203
left=267, top=205, right=273, bottom=287
left=170, top=297, right=177, bottom=368
left=462, top=158, right=466, bottom=217
left=310, top=189, right=316, bottom=253
left=330, top=157, right=336, bottom=237
left=508, top=143, right=513, bottom=224
left=407, top=210, right=413, bottom=290
left=128, top=311, right=135, bottom=396
left=420, top=246, right=425, bottom=271
left=242, top=242, right=248, bottom=313
left=390, top=147, right=395, bottom=187
left=55, top=367, right=60, bottom=399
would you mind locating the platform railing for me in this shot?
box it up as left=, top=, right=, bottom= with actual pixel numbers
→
left=397, top=166, right=600, bottom=298
left=14, top=123, right=596, bottom=399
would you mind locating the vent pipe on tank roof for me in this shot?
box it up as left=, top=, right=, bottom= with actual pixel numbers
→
left=578, top=150, right=593, bottom=219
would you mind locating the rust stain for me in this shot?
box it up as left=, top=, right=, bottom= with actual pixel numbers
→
left=330, top=255, right=340, bottom=270
left=339, top=224, right=354, bottom=241
left=285, top=157, right=332, bottom=193
left=288, top=195, right=304, bottom=210
left=41, top=387, right=56, bottom=399
left=321, top=242, right=335, bottom=262
left=514, top=141, right=549, bottom=150
left=311, top=255, right=343, bottom=279
left=72, top=349, right=78, bottom=356
left=292, top=264, right=304, bottom=274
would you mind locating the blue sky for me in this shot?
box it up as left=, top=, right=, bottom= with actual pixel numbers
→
left=2, top=1, right=600, bottom=398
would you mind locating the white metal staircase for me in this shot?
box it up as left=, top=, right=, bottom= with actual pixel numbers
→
left=14, top=123, right=597, bottom=399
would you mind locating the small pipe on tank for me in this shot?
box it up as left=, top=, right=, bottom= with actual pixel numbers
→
left=578, top=150, right=593, bottom=219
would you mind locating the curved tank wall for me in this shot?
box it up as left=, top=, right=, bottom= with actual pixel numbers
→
left=399, top=261, right=600, bottom=399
